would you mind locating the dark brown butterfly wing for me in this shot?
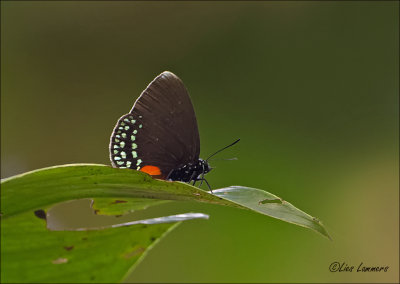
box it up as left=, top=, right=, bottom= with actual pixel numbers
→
left=109, top=71, right=200, bottom=178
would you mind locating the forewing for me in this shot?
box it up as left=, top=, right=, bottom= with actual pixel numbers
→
left=109, top=71, right=200, bottom=178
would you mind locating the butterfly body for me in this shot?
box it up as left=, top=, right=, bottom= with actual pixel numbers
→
left=166, top=158, right=210, bottom=182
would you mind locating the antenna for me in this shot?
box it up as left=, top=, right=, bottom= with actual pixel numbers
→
left=206, top=139, right=240, bottom=162
left=208, top=157, right=238, bottom=161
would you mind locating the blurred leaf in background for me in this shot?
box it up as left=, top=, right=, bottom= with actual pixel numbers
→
left=1, top=1, right=398, bottom=283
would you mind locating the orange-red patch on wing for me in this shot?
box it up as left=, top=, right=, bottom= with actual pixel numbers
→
left=140, top=165, right=162, bottom=176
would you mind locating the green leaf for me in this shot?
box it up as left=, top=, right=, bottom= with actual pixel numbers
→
left=1, top=210, right=206, bottom=283
left=1, top=164, right=212, bottom=283
left=1, top=163, right=238, bottom=218
left=212, top=186, right=331, bottom=240
left=1, top=164, right=330, bottom=283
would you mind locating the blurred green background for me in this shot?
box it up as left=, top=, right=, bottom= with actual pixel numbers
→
left=1, top=1, right=398, bottom=283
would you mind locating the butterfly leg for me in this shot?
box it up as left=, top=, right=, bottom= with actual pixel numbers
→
left=204, top=179, right=212, bottom=192
left=189, top=172, right=196, bottom=185
left=202, top=179, right=213, bottom=193
left=166, top=169, right=174, bottom=180
left=197, top=178, right=212, bottom=193
left=199, top=164, right=206, bottom=187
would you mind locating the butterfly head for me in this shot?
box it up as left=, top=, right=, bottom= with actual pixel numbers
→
left=198, top=158, right=212, bottom=176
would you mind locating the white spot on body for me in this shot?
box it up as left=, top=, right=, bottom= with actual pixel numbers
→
left=133, top=130, right=138, bottom=134
left=116, top=161, right=124, bottom=166
left=139, top=124, right=143, bottom=128
left=136, top=159, right=142, bottom=166
left=124, top=126, right=130, bottom=131
left=114, top=156, right=121, bottom=161
left=120, top=141, right=125, bottom=148
left=131, top=120, right=136, bottom=124
left=132, top=143, right=137, bottom=149
left=120, top=151, right=126, bottom=159
left=126, top=161, right=132, bottom=167
left=131, top=135, right=135, bottom=141
left=113, top=150, right=118, bottom=154
left=121, top=133, right=127, bottom=138
left=132, top=151, right=137, bottom=158
left=113, top=145, right=119, bottom=149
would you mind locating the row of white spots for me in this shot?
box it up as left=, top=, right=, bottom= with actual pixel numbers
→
left=112, top=114, right=144, bottom=170
left=135, top=116, right=142, bottom=170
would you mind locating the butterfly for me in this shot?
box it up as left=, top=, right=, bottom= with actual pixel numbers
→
left=109, top=71, right=239, bottom=189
